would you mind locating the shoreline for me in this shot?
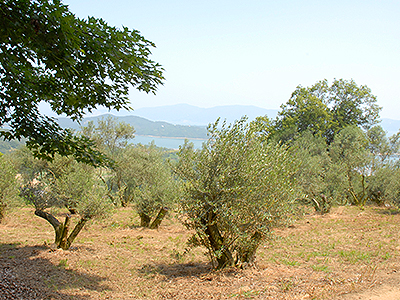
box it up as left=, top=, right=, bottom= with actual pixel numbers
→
left=135, top=135, right=207, bottom=141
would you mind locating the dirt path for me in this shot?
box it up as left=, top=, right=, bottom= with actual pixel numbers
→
left=339, top=272, right=400, bottom=300
left=341, top=285, right=400, bottom=300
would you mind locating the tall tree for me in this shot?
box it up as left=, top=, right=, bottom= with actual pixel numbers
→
left=0, top=0, right=164, bottom=165
left=274, top=79, right=381, bottom=144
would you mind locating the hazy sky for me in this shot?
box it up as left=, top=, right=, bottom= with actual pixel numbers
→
left=63, top=0, right=400, bottom=119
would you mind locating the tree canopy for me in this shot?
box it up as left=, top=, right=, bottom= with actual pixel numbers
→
left=274, top=79, right=381, bottom=144
left=0, top=0, right=164, bottom=165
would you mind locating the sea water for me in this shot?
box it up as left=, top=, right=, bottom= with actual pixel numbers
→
left=131, top=135, right=206, bottom=149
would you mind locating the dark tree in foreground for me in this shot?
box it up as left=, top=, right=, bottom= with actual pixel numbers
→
left=175, top=118, right=298, bottom=269
left=0, top=0, right=164, bottom=165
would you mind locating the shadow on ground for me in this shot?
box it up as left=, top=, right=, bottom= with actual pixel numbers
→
left=139, top=261, right=212, bottom=279
left=0, top=243, right=110, bottom=300
left=374, top=207, right=400, bottom=215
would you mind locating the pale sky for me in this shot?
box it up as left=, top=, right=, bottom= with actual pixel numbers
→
left=63, top=0, right=400, bottom=119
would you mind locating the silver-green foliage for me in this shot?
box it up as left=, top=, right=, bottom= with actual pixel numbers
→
left=15, top=149, right=111, bottom=249
left=81, top=116, right=135, bottom=207
left=365, top=126, right=400, bottom=206
left=121, top=144, right=178, bottom=227
left=175, top=117, right=298, bottom=268
left=290, top=131, right=343, bottom=213
left=329, top=126, right=371, bottom=206
left=0, top=154, right=21, bottom=221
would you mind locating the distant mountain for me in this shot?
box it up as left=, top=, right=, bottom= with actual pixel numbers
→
left=57, top=114, right=208, bottom=139
left=131, top=104, right=400, bottom=136
left=132, top=104, right=279, bottom=126
left=0, top=137, right=25, bottom=154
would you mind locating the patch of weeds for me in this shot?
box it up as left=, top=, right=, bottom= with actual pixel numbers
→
left=139, top=264, right=161, bottom=279
left=229, top=289, right=261, bottom=298
left=381, top=252, right=391, bottom=260
left=109, top=221, right=122, bottom=228
left=77, top=237, right=94, bottom=244
left=278, top=278, right=295, bottom=292
left=58, top=258, right=68, bottom=268
left=281, top=258, right=300, bottom=266
left=170, top=248, right=185, bottom=261
left=78, top=259, right=95, bottom=269
left=338, top=250, right=372, bottom=263
left=311, top=264, right=330, bottom=272
left=168, top=235, right=182, bottom=243
left=302, top=251, right=330, bottom=262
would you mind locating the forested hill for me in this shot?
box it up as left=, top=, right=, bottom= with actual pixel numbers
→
left=57, top=115, right=208, bottom=139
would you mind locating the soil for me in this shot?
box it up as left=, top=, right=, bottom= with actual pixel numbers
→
left=1, top=205, right=399, bottom=299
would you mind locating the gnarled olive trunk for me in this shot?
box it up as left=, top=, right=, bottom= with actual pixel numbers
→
left=236, top=231, right=263, bottom=268
left=34, top=210, right=88, bottom=250
left=139, top=207, right=169, bottom=229
left=201, top=210, right=234, bottom=269
left=0, top=204, right=6, bottom=223
left=149, top=207, right=168, bottom=229
left=205, top=222, right=234, bottom=269
left=139, top=212, right=151, bottom=227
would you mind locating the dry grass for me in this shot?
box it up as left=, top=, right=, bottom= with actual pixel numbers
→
left=1, top=205, right=400, bottom=299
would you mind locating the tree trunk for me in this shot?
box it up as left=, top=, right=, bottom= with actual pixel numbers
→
left=0, top=204, right=6, bottom=223
left=63, top=217, right=88, bottom=250
left=35, top=210, right=89, bottom=250
left=205, top=221, right=234, bottom=269
left=199, top=209, right=234, bottom=269
left=35, top=210, right=63, bottom=245
left=139, top=212, right=151, bottom=227
left=59, top=215, right=71, bottom=250
left=149, top=207, right=168, bottom=229
left=236, top=231, right=262, bottom=268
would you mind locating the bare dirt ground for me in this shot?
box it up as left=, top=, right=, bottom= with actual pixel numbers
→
left=1, top=205, right=399, bottom=299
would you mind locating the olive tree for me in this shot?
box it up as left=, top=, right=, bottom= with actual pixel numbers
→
left=81, top=116, right=135, bottom=206
left=367, top=164, right=400, bottom=207
left=16, top=149, right=111, bottom=250
left=329, top=126, right=372, bottom=206
left=0, top=154, right=21, bottom=222
left=366, top=127, right=400, bottom=205
left=175, top=117, right=298, bottom=269
left=290, top=131, right=345, bottom=214
left=121, top=144, right=179, bottom=228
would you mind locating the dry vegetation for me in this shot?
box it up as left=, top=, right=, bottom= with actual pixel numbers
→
left=1, top=205, right=400, bottom=299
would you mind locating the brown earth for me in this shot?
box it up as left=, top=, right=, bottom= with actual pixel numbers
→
left=1, top=205, right=400, bottom=299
